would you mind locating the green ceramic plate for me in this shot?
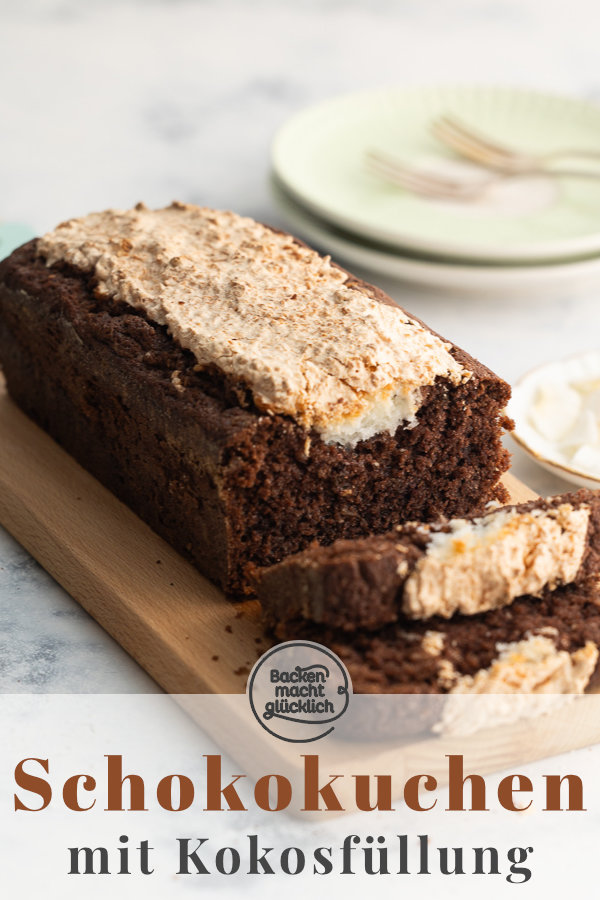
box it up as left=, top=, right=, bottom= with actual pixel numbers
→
left=272, top=86, right=600, bottom=263
left=271, top=176, right=600, bottom=299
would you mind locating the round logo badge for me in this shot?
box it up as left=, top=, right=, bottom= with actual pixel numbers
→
left=247, top=641, right=352, bottom=742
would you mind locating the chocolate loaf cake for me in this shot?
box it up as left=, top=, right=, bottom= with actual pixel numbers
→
left=273, top=580, right=600, bottom=696
left=259, top=490, right=600, bottom=630
left=0, top=203, right=511, bottom=596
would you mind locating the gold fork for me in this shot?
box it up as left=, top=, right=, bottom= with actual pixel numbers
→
left=431, top=114, right=600, bottom=173
left=366, top=149, right=600, bottom=201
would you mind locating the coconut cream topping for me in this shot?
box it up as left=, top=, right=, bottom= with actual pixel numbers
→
left=450, top=635, right=597, bottom=695
left=436, top=635, right=598, bottom=736
left=37, top=203, right=469, bottom=446
left=421, top=630, right=446, bottom=657
left=402, top=503, right=590, bottom=620
left=511, top=350, right=600, bottom=478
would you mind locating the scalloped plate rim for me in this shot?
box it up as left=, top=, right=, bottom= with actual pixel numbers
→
left=272, top=85, right=600, bottom=263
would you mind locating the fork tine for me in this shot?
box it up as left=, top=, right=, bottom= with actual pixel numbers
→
left=367, top=143, right=600, bottom=201
left=366, top=150, right=463, bottom=189
left=365, top=151, right=477, bottom=199
left=438, top=115, right=518, bottom=159
left=366, top=157, right=440, bottom=194
left=437, top=115, right=600, bottom=169
left=366, top=159, right=450, bottom=196
left=432, top=117, right=518, bottom=169
left=435, top=115, right=530, bottom=170
left=431, top=119, right=503, bottom=167
left=366, top=156, right=433, bottom=194
left=366, top=150, right=456, bottom=188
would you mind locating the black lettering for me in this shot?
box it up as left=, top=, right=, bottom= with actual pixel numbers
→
left=313, top=846, right=333, bottom=875
left=247, top=834, right=275, bottom=874
left=177, top=838, right=210, bottom=875
left=68, top=847, right=110, bottom=875
left=280, top=847, right=305, bottom=875
left=215, top=847, right=240, bottom=875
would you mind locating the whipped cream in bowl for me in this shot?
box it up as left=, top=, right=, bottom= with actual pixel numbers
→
left=508, top=350, right=600, bottom=488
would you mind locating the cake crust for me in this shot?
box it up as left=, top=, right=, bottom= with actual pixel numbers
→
left=259, top=490, right=600, bottom=630
left=272, top=578, right=600, bottom=695
left=0, top=217, right=512, bottom=596
left=36, top=203, right=471, bottom=445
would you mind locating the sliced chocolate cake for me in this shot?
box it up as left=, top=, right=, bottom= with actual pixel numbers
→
left=259, top=490, right=600, bottom=631
left=273, top=579, right=600, bottom=696
left=0, top=203, right=511, bottom=596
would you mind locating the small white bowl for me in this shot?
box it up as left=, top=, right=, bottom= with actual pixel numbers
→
left=508, top=351, right=600, bottom=489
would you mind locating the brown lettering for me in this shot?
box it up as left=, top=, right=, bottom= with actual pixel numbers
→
left=156, top=774, right=195, bottom=812
left=254, top=774, right=292, bottom=811
left=497, top=774, right=533, bottom=811
left=14, top=758, right=52, bottom=812
left=204, top=755, right=246, bottom=811
left=544, top=774, right=585, bottom=811
left=105, top=755, right=147, bottom=811
left=446, top=755, right=488, bottom=811
left=63, top=774, right=97, bottom=811
left=302, top=755, right=344, bottom=812
left=404, top=774, right=438, bottom=811
left=354, top=774, right=393, bottom=811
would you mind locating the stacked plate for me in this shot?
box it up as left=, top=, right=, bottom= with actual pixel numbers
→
left=271, top=86, right=600, bottom=297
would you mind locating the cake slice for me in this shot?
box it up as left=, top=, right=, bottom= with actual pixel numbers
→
left=0, top=203, right=511, bottom=596
left=258, top=490, right=600, bottom=630
left=272, top=579, right=600, bottom=696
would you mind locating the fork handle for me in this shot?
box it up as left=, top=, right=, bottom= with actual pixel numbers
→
left=537, top=167, right=600, bottom=180
left=545, top=150, right=600, bottom=164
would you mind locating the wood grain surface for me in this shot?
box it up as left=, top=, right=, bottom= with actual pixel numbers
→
left=0, top=374, right=537, bottom=696
left=4, top=374, right=600, bottom=804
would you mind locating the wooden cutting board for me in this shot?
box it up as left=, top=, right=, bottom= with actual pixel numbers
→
left=0, top=374, right=538, bottom=696
left=4, top=373, right=600, bottom=804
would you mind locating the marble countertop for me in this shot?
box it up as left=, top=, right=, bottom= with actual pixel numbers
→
left=1, top=0, right=599, bottom=692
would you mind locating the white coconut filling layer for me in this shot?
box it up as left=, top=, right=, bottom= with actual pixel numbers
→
left=436, top=635, right=598, bottom=737
left=317, top=387, right=421, bottom=447
left=402, top=503, right=590, bottom=620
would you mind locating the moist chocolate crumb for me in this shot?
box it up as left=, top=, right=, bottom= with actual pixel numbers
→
left=259, top=490, right=600, bottom=632
left=0, top=239, right=511, bottom=597
left=272, top=578, right=600, bottom=693
left=234, top=665, right=249, bottom=677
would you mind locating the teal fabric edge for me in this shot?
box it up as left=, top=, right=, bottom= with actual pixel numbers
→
left=0, top=223, right=36, bottom=261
